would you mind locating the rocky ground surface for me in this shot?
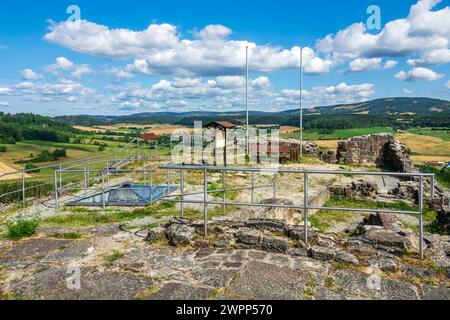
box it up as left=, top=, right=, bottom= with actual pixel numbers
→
left=1, top=214, right=449, bottom=300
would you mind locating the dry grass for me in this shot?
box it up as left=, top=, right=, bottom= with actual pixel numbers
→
left=410, top=155, right=450, bottom=164
left=397, top=132, right=450, bottom=157
left=145, top=125, right=192, bottom=135
left=279, top=126, right=299, bottom=134
left=0, top=161, right=30, bottom=181
left=73, top=126, right=108, bottom=133
left=315, top=140, right=339, bottom=150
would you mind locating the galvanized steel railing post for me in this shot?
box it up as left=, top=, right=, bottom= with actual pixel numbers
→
left=180, top=169, right=184, bottom=216
left=83, top=164, right=88, bottom=193
left=22, top=170, right=26, bottom=209
left=101, top=170, right=106, bottom=210
left=59, top=164, right=62, bottom=191
left=273, top=173, right=276, bottom=198
left=86, top=160, right=90, bottom=188
left=419, top=175, right=424, bottom=260
left=222, top=170, right=226, bottom=215
left=251, top=171, right=255, bottom=204
left=304, top=171, right=309, bottom=247
left=150, top=168, right=153, bottom=204
left=143, top=160, right=147, bottom=184
left=54, top=171, right=59, bottom=209
left=203, top=169, right=208, bottom=237
left=431, top=176, right=435, bottom=207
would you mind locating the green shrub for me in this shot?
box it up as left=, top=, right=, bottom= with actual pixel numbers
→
left=6, top=217, right=40, bottom=240
left=25, top=162, right=40, bottom=173
left=0, top=146, right=6, bottom=153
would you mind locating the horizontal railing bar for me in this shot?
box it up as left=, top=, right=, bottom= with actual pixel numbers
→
left=160, top=198, right=420, bottom=215
left=159, top=165, right=435, bottom=178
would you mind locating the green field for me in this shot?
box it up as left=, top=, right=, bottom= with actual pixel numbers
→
left=407, top=128, right=450, bottom=141
left=282, top=127, right=397, bottom=140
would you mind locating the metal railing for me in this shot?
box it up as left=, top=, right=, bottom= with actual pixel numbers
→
left=159, top=165, right=437, bottom=259
left=0, top=139, right=175, bottom=208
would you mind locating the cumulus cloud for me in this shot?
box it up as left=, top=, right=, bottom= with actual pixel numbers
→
left=44, top=21, right=332, bottom=77
left=383, top=60, right=399, bottom=69
left=275, top=82, right=375, bottom=107
left=45, top=57, right=92, bottom=79
left=348, top=58, right=398, bottom=72
left=348, top=58, right=382, bottom=72
left=0, top=79, right=96, bottom=103
left=395, top=67, right=443, bottom=81
left=445, top=80, right=450, bottom=89
left=316, top=0, right=450, bottom=64
left=403, top=88, right=413, bottom=95
left=407, top=48, right=450, bottom=66
left=0, top=87, right=12, bottom=95
left=20, top=69, right=43, bottom=81
left=110, top=75, right=274, bottom=111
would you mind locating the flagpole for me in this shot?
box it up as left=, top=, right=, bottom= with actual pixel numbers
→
left=246, top=45, right=249, bottom=157
left=299, top=47, right=303, bottom=160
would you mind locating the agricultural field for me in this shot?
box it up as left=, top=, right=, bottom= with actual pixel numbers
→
left=281, top=127, right=397, bottom=141
left=143, top=125, right=192, bottom=136
left=406, top=128, right=450, bottom=141
left=397, top=131, right=450, bottom=164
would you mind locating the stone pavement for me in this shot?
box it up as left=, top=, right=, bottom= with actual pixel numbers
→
left=0, top=226, right=449, bottom=300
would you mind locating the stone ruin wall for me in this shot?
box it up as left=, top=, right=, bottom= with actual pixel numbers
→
left=336, top=134, right=414, bottom=173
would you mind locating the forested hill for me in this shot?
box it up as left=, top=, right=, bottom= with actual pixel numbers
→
left=282, top=97, right=450, bottom=115
left=51, top=97, right=450, bottom=129
left=0, top=112, right=76, bottom=144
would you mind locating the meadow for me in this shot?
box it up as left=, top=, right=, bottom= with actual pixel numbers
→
left=281, top=127, right=397, bottom=141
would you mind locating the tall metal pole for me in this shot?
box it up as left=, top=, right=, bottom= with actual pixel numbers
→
left=246, top=45, right=249, bottom=158
left=299, top=47, right=304, bottom=160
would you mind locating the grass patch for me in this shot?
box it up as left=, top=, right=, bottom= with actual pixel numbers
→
left=282, top=127, right=396, bottom=141
left=324, top=277, right=335, bottom=288
left=310, top=196, right=436, bottom=233
left=5, top=216, right=40, bottom=240
left=49, top=231, right=83, bottom=240
left=43, top=202, right=179, bottom=227
left=104, top=251, right=124, bottom=265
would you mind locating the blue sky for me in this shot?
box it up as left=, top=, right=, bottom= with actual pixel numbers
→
left=0, top=0, right=449, bottom=116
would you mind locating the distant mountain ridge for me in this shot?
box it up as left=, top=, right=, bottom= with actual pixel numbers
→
left=281, top=97, right=450, bottom=115
left=54, top=97, right=450, bottom=126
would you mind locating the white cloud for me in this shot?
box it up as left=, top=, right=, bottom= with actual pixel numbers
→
left=0, top=79, right=96, bottom=103
left=44, top=21, right=332, bottom=77
left=403, top=88, right=413, bottom=94
left=110, top=75, right=275, bottom=111
left=71, top=64, right=92, bottom=79
left=44, top=57, right=92, bottom=79
left=0, top=101, right=9, bottom=107
left=445, top=80, right=450, bottom=89
left=45, top=57, right=74, bottom=73
left=275, top=82, right=375, bottom=107
left=383, top=60, right=398, bottom=69
left=395, top=67, right=443, bottom=81
left=349, top=58, right=382, bottom=72
left=107, top=67, right=134, bottom=81
left=0, top=88, right=12, bottom=95
left=316, top=0, right=450, bottom=63
left=20, top=69, right=43, bottom=81
left=407, top=48, right=450, bottom=66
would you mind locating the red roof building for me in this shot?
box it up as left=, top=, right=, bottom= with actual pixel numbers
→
left=139, top=133, right=158, bottom=141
